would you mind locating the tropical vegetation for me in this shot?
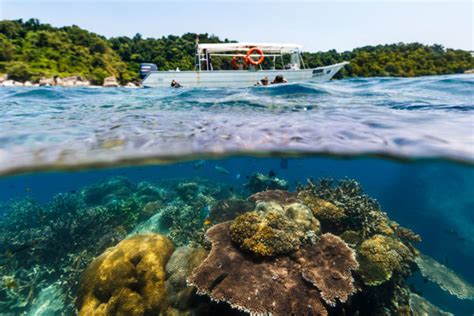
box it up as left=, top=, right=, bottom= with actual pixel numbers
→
left=1, top=19, right=472, bottom=84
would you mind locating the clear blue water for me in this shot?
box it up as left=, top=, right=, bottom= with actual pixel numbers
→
left=0, top=75, right=473, bottom=315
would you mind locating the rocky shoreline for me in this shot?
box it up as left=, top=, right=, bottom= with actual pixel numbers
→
left=0, top=74, right=140, bottom=88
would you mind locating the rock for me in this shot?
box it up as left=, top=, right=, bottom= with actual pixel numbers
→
left=103, top=76, right=119, bottom=87
left=0, top=74, right=7, bottom=83
left=58, top=76, right=90, bottom=87
left=1, top=80, right=15, bottom=87
left=124, top=82, right=138, bottom=88
left=464, top=69, right=474, bottom=74
left=39, top=77, right=55, bottom=86
left=76, top=233, right=174, bottom=315
left=75, top=78, right=90, bottom=87
left=24, top=81, right=33, bottom=87
left=13, top=81, right=24, bottom=86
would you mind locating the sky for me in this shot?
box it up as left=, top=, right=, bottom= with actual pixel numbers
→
left=0, top=0, right=472, bottom=52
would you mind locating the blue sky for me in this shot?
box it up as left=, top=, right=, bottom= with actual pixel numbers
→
left=1, top=1, right=472, bottom=52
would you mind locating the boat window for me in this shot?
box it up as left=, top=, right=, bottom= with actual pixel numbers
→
left=326, top=69, right=332, bottom=74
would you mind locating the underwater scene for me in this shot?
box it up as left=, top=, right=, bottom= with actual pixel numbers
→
left=0, top=75, right=473, bottom=315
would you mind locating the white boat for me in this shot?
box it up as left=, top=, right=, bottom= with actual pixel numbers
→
left=141, top=42, right=348, bottom=88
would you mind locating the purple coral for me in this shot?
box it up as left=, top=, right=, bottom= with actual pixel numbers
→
left=188, top=222, right=358, bottom=315
left=300, top=233, right=359, bottom=306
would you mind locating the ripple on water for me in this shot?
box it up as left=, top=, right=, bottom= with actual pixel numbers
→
left=0, top=74, right=472, bottom=175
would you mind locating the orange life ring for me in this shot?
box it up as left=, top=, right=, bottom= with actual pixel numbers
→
left=231, top=54, right=247, bottom=69
left=245, top=47, right=265, bottom=65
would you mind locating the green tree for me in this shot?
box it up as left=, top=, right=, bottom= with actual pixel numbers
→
left=6, top=61, right=33, bottom=81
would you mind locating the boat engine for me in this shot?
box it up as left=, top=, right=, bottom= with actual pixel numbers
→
left=140, top=63, right=157, bottom=78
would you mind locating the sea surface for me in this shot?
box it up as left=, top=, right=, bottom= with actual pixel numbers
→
left=0, top=74, right=473, bottom=315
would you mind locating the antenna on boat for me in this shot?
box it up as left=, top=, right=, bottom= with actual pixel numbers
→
left=195, top=35, right=200, bottom=70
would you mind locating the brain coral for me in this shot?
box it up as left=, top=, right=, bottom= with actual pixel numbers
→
left=229, top=201, right=320, bottom=257
left=188, top=222, right=358, bottom=315
left=357, top=234, right=413, bottom=286
left=76, top=234, right=174, bottom=316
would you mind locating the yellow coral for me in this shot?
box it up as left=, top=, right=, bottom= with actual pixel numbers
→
left=77, top=234, right=174, bottom=316
left=357, top=234, right=412, bottom=286
left=229, top=203, right=319, bottom=257
left=298, top=191, right=345, bottom=222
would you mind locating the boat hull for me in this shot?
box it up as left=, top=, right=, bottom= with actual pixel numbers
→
left=141, top=62, right=348, bottom=88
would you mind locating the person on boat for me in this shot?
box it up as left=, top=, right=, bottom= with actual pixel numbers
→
left=255, top=77, right=269, bottom=86
left=171, top=80, right=182, bottom=88
left=271, top=75, right=288, bottom=84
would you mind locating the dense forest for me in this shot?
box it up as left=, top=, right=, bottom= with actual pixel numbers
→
left=1, top=19, right=472, bottom=84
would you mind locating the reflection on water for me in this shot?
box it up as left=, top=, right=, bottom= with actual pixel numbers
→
left=1, top=75, right=473, bottom=176
left=0, top=157, right=472, bottom=315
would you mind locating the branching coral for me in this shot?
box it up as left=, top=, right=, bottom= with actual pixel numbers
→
left=76, top=234, right=174, bottom=316
left=298, top=178, right=408, bottom=239
left=209, top=197, right=255, bottom=223
left=188, top=222, right=358, bottom=315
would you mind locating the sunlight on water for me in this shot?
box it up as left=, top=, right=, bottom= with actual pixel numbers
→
left=0, top=75, right=473, bottom=176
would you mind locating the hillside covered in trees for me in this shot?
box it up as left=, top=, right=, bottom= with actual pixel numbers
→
left=1, top=19, right=472, bottom=84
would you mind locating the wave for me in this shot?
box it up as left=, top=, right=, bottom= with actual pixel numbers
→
left=0, top=74, right=472, bottom=176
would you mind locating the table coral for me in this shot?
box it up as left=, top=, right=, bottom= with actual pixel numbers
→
left=300, top=233, right=359, bottom=306
left=188, top=222, right=359, bottom=316
left=249, top=189, right=299, bottom=205
left=76, top=234, right=174, bottom=316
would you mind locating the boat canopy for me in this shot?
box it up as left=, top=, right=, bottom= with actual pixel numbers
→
left=197, top=42, right=303, bottom=54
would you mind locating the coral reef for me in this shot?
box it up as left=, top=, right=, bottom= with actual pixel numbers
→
left=0, top=175, right=435, bottom=315
left=300, top=233, right=359, bottom=306
left=165, top=246, right=209, bottom=312
left=156, top=201, right=207, bottom=246
left=76, top=234, right=174, bottom=315
left=298, top=178, right=395, bottom=237
left=415, top=254, right=474, bottom=300
left=409, top=293, right=453, bottom=316
left=249, top=189, right=299, bottom=205
left=244, top=172, right=289, bottom=193
left=188, top=222, right=358, bottom=315
left=298, top=190, right=346, bottom=223
left=209, top=197, right=255, bottom=223
left=229, top=201, right=320, bottom=256
left=357, top=234, right=414, bottom=286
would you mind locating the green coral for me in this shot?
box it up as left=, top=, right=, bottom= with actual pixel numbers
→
left=230, top=201, right=320, bottom=257
left=357, top=234, right=414, bottom=286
